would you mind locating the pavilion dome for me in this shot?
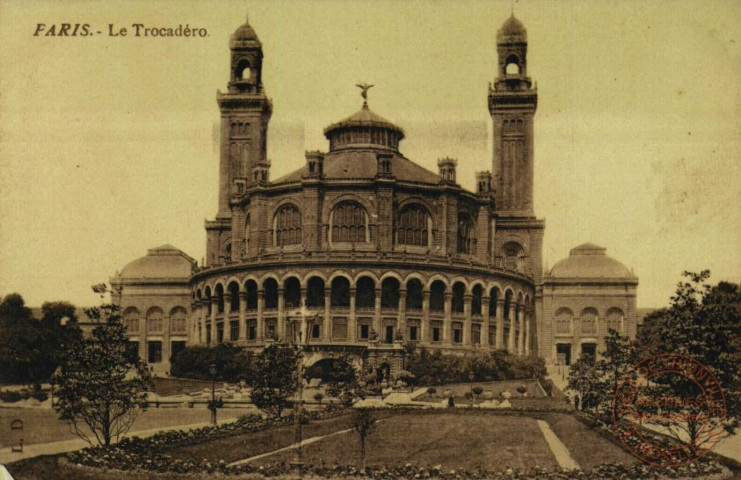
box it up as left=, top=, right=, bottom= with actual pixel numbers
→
left=548, top=243, right=633, bottom=279
left=324, top=105, right=405, bottom=152
left=120, top=245, right=195, bottom=280
left=497, top=14, right=527, bottom=43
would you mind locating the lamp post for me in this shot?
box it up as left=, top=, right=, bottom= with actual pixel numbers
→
left=209, top=363, right=217, bottom=425
left=469, top=371, right=475, bottom=406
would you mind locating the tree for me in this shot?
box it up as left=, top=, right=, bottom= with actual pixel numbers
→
left=632, top=271, right=741, bottom=446
left=0, top=295, right=81, bottom=384
left=325, top=354, right=360, bottom=406
left=54, top=287, right=152, bottom=446
left=313, top=392, right=324, bottom=406
left=567, top=355, right=602, bottom=411
left=352, top=408, right=376, bottom=470
left=250, top=343, right=300, bottom=418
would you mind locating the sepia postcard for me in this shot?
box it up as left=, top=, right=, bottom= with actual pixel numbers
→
left=1, top=1, right=739, bottom=479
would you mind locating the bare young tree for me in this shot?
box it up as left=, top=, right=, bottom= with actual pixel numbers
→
left=53, top=285, right=153, bottom=446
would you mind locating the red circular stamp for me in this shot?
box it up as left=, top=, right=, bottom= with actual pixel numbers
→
left=612, top=354, right=727, bottom=467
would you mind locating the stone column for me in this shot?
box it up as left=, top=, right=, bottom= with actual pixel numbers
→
left=443, top=291, right=453, bottom=346
left=210, top=297, right=218, bottom=345
left=200, top=299, right=207, bottom=344
left=349, top=287, right=357, bottom=343
left=398, top=289, right=407, bottom=341
left=463, top=294, right=472, bottom=345
left=224, top=293, right=232, bottom=317
left=422, top=290, right=430, bottom=344
left=517, top=304, right=525, bottom=356
left=496, top=299, right=505, bottom=349
left=524, top=306, right=531, bottom=356
left=374, top=288, right=382, bottom=340
left=256, top=290, right=265, bottom=342
left=277, top=287, right=285, bottom=341
left=482, top=296, right=491, bottom=347
left=239, top=290, right=247, bottom=341
left=507, top=303, right=516, bottom=353
left=324, top=288, right=331, bottom=342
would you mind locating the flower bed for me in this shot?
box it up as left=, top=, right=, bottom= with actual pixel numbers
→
left=66, top=408, right=729, bottom=479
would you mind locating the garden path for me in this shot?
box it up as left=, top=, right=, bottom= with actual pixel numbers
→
left=0, top=417, right=237, bottom=465
left=536, top=420, right=580, bottom=470
left=228, top=419, right=387, bottom=467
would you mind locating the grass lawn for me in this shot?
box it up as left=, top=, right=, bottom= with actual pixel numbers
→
left=0, top=406, right=248, bottom=447
left=168, top=413, right=358, bottom=464
left=252, top=412, right=559, bottom=471
left=538, top=413, right=639, bottom=469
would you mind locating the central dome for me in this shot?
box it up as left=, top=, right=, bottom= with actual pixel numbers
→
left=324, top=106, right=405, bottom=152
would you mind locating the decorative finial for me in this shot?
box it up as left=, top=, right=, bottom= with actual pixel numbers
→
left=356, top=82, right=374, bottom=109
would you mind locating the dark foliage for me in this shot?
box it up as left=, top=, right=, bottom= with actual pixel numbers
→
left=170, top=343, right=256, bottom=383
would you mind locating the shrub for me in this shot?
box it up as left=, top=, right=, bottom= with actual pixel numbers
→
left=0, top=390, right=23, bottom=402
left=31, top=390, right=49, bottom=402
left=516, top=385, right=527, bottom=397
left=170, top=344, right=256, bottom=383
left=472, top=386, right=484, bottom=396
left=540, top=379, right=554, bottom=396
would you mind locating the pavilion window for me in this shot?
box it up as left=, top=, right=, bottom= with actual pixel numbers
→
left=457, top=214, right=474, bottom=254
left=275, top=205, right=302, bottom=246
left=331, top=202, right=367, bottom=243
left=230, top=320, right=239, bottom=341
left=397, top=205, right=430, bottom=247
left=453, top=322, right=463, bottom=344
left=147, top=341, right=162, bottom=364
left=217, top=323, right=224, bottom=343
left=472, top=323, right=481, bottom=345
left=247, top=319, right=257, bottom=341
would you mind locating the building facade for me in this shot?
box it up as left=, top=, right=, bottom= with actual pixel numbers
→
left=111, top=14, right=637, bottom=376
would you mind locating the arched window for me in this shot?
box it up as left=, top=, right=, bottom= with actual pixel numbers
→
left=237, top=61, right=251, bottom=81
left=472, top=285, right=483, bottom=316
left=147, top=307, right=163, bottom=333
left=356, top=277, right=376, bottom=309
left=228, top=282, right=240, bottom=312
left=381, top=278, right=400, bottom=310
left=452, top=282, right=466, bottom=313
left=244, top=214, right=250, bottom=256
left=275, top=205, right=302, bottom=246
left=502, top=242, right=525, bottom=272
left=331, top=277, right=351, bottom=307
left=123, top=307, right=140, bottom=333
left=331, top=202, right=367, bottom=243
left=555, top=308, right=573, bottom=335
left=606, top=308, right=624, bottom=333
left=457, top=214, right=475, bottom=254
left=406, top=279, right=423, bottom=311
left=284, top=277, right=301, bottom=309
left=430, top=281, right=446, bottom=313
left=580, top=308, right=598, bottom=336
left=306, top=277, right=325, bottom=308
left=170, top=307, right=187, bottom=334
left=397, top=205, right=430, bottom=247
left=505, top=55, right=520, bottom=75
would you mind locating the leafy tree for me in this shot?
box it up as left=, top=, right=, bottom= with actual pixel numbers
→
left=633, top=271, right=741, bottom=446
left=0, top=295, right=81, bottom=384
left=313, top=392, right=324, bottom=406
left=567, top=355, right=602, bottom=411
left=0, top=294, right=40, bottom=384
left=325, top=354, right=360, bottom=406
left=250, top=343, right=300, bottom=418
left=54, top=287, right=152, bottom=446
left=171, top=344, right=255, bottom=383
left=352, top=408, right=376, bottom=470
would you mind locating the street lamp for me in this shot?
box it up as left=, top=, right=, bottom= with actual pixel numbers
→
left=469, top=371, right=475, bottom=406
left=209, top=363, right=217, bottom=425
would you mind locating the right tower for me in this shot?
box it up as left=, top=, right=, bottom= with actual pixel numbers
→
left=489, top=15, right=537, bottom=216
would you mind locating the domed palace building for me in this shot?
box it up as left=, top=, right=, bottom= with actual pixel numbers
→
left=111, top=14, right=638, bottom=376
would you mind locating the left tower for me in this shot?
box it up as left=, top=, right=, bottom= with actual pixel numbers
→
left=207, top=16, right=272, bottom=266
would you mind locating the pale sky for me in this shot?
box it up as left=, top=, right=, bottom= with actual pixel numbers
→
left=1, top=0, right=739, bottom=309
